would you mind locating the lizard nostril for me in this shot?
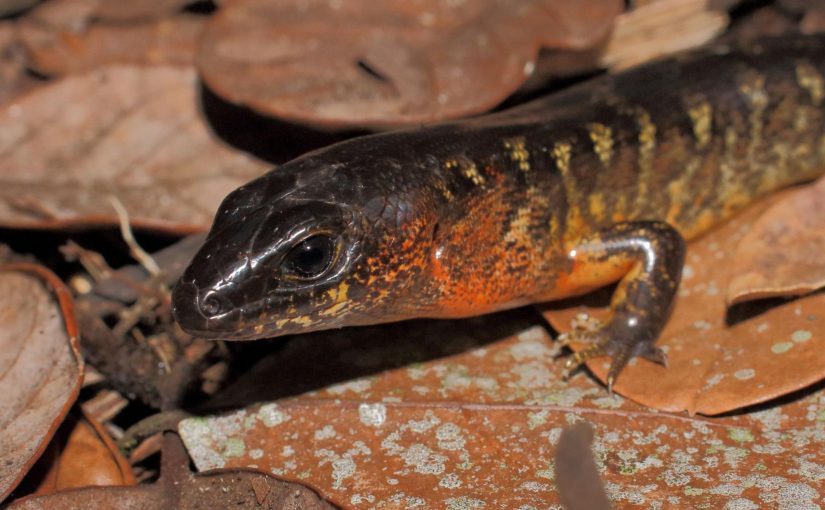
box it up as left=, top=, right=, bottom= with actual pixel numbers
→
left=200, top=292, right=231, bottom=318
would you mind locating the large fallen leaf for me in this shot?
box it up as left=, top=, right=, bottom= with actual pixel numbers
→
left=0, top=264, right=83, bottom=502
left=180, top=315, right=823, bottom=507
left=727, top=169, right=825, bottom=304
left=197, top=0, right=621, bottom=129
left=503, top=0, right=728, bottom=96
left=20, top=0, right=204, bottom=75
left=541, top=193, right=825, bottom=415
left=179, top=370, right=823, bottom=509
left=203, top=315, right=649, bottom=413
left=8, top=433, right=337, bottom=509
left=29, top=409, right=135, bottom=495
left=0, top=65, right=269, bottom=232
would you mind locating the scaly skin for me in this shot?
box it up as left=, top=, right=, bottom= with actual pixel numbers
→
left=172, top=34, right=825, bottom=388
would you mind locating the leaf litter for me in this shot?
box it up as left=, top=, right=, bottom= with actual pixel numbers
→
left=9, top=433, right=337, bottom=510
left=19, top=0, right=205, bottom=76
left=178, top=325, right=824, bottom=508
left=542, top=185, right=825, bottom=416
left=0, top=1, right=822, bottom=508
left=0, top=264, right=84, bottom=501
left=727, top=176, right=825, bottom=305
left=22, top=409, right=136, bottom=495
left=197, top=0, right=622, bottom=129
left=0, top=65, right=269, bottom=232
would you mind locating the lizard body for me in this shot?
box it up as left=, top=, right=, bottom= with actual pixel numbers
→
left=173, top=34, right=825, bottom=386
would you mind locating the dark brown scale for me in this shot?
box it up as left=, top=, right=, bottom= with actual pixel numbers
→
left=172, top=34, right=825, bottom=389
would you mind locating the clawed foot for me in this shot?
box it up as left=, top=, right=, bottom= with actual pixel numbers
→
left=558, top=313, right=668, bottom=393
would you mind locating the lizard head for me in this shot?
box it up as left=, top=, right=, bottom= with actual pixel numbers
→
left=172, top=141, right=443, bottom=339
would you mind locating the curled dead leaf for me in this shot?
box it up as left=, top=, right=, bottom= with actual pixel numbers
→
left=0, top=65, right=268, bottom=233
left=541, top=194, right=825, bottom=415
left=0, top=263, right=83, bottom=502
left=9, top=433, right=336, bottom=509
left=27, top=409, right=135, bottom=495
left=197, top=0, right=622, bottom=129
left=727, top=177, right=825, bottom=305
left=19, top=0, right=204, bottom=75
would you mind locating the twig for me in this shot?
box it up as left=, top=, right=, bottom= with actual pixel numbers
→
left=108, top=195, right=161, bottom=277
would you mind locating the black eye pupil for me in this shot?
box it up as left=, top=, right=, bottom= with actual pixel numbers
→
left=285, top=235, right=334, bottom=278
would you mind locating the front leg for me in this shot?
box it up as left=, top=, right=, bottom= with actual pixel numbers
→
left=558, top=221, right=686, bottom=391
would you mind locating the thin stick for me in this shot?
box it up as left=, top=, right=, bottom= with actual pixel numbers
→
left=108, top=195, right=161, bottom=276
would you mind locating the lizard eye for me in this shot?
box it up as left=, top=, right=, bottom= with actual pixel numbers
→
left=282, top=235, right=335, bottom=279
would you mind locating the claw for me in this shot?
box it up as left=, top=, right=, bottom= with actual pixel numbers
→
left=640, top=345, right=668, bottom=367
left=606, top=374, right=616, bottom=395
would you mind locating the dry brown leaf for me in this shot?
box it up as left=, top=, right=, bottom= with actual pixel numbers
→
left=0, top=65, right=269, bottom=233
left=519, top=0, right=729, bottom=97
left=0, top=264, right=83, bottom=502
left=197, top=0, right=622, bottom=129
left=179, top=317, right=823, bottom=507
left=20, top=0, right=204, bottom=75
left=9, top=433, right=337, bottom=509
left=179, top=367, right=824, bottom=508
left=727, top=177, right=825, bottom=304
left=92, top=0, right=194, bottom=22
left=30, top=409, right=135, bottom=495
left=601, top=0, right=728, bottom=71
left=0, top=23, right=41, bottom=105
left=541, top=193, right=825, bottom=415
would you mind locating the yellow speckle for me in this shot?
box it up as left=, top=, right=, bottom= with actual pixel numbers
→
left=554, top=141, right=585, bottom=236
left=504, top=137, right=531, bottom=172
left=587, top=123, right=613, bottom=166
left=588, top=192, right=606, bottom=222
left=321, top=301, right=348, bottom=316
left=612, top=194, right=627, bottom=223
left=738, top=70, right=769, bottom=188
left=504, top=206, right=532, bottom=244
left=738, top=72, right=768, bottom=110
left=462, top=160, right=485, bottom=186
left=686, top=97, right=713, bottom=149
left=634, top=108, right=657, bottom=213
left=552, top=141, right=572, bottom=174
left=445, top=158, right=485, bottom=186
left=718, top=125, right=743, bottom=211
left=325, top=281, right=350, bottom=304
left=435, top=179, right=454, bottom=201
left=665, top=178, right=684, bottom=224
left=796, top=60, right=824, bottom=106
